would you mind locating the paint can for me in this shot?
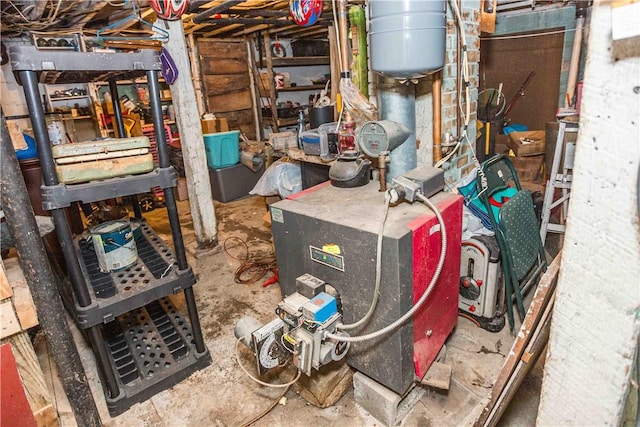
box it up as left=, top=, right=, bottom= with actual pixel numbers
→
left=91, top=220, right=138, bottom=273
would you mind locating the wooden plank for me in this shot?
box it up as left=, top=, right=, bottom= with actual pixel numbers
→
left=246, top=38, right=263, bottom=140
left=0, top=343, right=37, bottom=427
left=198, top=36, right=256, bottom=139
left=420, top=361, right=452, bottom=391
left=3, top=257, right=24, bottom=283
left=480, top=0, right=498, bottom=33
left=8, top=333, right=58, bottom=427
left=203, top=74, right=251, bottom=96
left=0, top=300, right=21, bottom=339
left=486, top=303, right=554, bottom=426
left=35, top=338, right=74, bottom=426
left=207, top=91, right=253, bottom=113
left=264, top=32, right=280, bottom=131
left=214, top=109, right=256, bottom=136
left=474, top=252, right=562, bottom=427
left=12, top=284, right=38, bottom=331
left=0, top=262, right=13, bottom=301
left=197, top=40, right=248, bottom=58
left=201, top=58, right=249, bottom=75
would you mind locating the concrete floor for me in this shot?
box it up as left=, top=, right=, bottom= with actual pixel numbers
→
left=45, top=195, right=547, bottom=426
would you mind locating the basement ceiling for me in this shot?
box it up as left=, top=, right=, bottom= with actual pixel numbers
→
left=0, top=0, right=336, bottom=40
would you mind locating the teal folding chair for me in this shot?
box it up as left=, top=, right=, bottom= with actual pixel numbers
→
left=477, top=155, right=547, bottom=333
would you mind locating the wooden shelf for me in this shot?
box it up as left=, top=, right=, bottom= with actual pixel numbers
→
left=270, top=56, right=330, bottom=67
left=278, top=84, right=325, bottom=92
left=49, top=95, right=90, bottom=101
left=263, top=116, right=299, bottom=127
left=59, top=115, right=93, bottom=120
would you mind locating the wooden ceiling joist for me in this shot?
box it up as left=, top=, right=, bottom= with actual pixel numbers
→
left=192, top=0, right=248, bottom=24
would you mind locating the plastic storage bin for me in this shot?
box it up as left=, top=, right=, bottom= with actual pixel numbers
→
left=204, top=130, right=240, bottom=169
left=209, top=163, right=265, bottom=202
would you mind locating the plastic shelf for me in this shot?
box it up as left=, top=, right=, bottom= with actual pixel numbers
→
left=40, top=167, right=177, bottom=210
left=9, top=45, right=160, bottom=84
left=102, top=297, right=211, bottom=417
left=73, top=221, right=196, bottom=328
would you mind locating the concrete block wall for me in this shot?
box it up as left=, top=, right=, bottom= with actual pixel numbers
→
left=536, top=2, right=640, bottom=424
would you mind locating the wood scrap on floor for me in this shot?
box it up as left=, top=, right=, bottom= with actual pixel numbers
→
left=0, top=257, right=39, bottom=339
left=1, top=257, right=57, bottom=426
left=474, top=252, right=562, bottom=427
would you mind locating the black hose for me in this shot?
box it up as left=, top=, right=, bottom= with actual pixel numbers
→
left=0, top=112, right=101, bottom=427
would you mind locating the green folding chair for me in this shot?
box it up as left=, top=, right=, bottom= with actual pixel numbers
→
left=477, top=155, right=547, bottom=333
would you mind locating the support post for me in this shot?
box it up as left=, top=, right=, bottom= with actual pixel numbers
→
left=163, top=19, right=218, bottom=248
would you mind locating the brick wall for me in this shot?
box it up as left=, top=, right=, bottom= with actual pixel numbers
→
left=415, top=0, right=480, bottom=188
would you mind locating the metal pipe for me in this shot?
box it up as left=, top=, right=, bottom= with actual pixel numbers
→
left=565, top=15, right=585, bottom=108
left=432, top=70, right=443, bottom=163
left=0, top=113, right=102, bottom=427
left=377, top=76, right=417, bottom=181
left=337, top=0, right=350, bottom=73
left=378, top=151, right=389, bottom=191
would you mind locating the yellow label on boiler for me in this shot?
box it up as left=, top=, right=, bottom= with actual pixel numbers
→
left=322, top=244, right=341, bottom=255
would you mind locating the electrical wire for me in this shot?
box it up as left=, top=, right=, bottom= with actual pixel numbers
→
left=239, top=385, right=290, bottom=427
left=325, top=193, right=447, bottom=343
left=223, top=236, right=278, bottom=285
left=234, top=340, right=302, bottom=388
left=338, top=193, right=391, bottom=331
left=435, top=0, right=488, bottom=198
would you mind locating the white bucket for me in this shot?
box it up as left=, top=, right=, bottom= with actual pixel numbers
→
left=91, top=220, right=138, bottom=273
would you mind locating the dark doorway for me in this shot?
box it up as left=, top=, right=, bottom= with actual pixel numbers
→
left=480, top=29, right=565, bottom=131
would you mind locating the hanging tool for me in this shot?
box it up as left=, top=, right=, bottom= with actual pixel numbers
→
left=503, top=71, right=536, bottom=120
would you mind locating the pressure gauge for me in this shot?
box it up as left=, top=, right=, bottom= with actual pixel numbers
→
left=357, top=120, right=411, bottom=158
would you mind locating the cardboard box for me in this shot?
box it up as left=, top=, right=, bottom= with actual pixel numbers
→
left=176, top=177, right=188, bottom=201
left=201, top=117, right=229, bottom=134
left=507, top=130, right=546, bottom=157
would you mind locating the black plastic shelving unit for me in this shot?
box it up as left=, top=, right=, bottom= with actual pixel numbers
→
left=10, top=45, right=211, bottom=416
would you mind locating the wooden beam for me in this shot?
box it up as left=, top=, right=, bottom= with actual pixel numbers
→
left=246, top=38, right=263, bottom=140
left=198, top=17, right=294, bottom=26
left=232, top=23, right=270, bottom=37
left=201, top=23, right=243, bottom=38
left=192, top=0, right=248, bottom=24
left=263, top=32, right=279, bottom=132
left=164, top=19, right=218, bottom=247
left=66, top=1, right=108, bottom=29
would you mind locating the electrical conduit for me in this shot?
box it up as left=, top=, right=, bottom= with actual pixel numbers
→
left=325, top=193, right=447, bottom=343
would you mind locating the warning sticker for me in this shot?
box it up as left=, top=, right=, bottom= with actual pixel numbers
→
left=271, top=207, right=284, bottom=223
